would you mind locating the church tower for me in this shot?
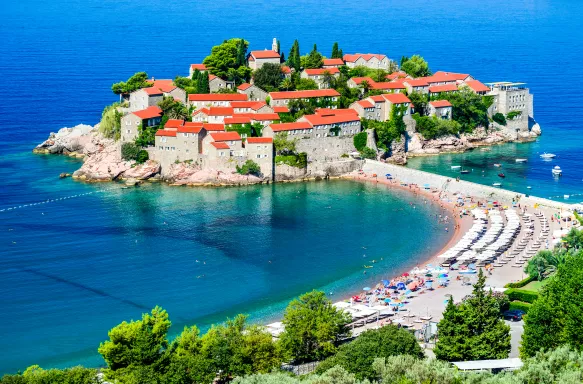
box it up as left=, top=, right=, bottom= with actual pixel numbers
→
left=272, top=38, right=278, bottom=52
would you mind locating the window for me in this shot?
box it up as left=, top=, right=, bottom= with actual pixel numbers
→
left=171, top=147, right=175, bottom=151
left=256, top=154, right=261, bottom=159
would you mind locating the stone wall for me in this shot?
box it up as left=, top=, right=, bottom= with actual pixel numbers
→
left=361, top=160, right=571, bottom=210
left=276, top=159, right=363, bottom=181
left=296, top=136, right=356, bottom=162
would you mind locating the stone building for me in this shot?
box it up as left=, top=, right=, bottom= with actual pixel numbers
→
left=153, top=122, right=207, bottom=167
left=403, top=79, right=429, bottom=94
left=487, top=82, right=533, bottom=122
left=120, top=106, right=163, bottom=143
left=343, top=53, right=391, bottom=70
left=347, top=77, right=405, bottom=93
left=189, top=64, right=207, bottom=78
left=298, top=109, right=361, bottom=138
left=323, top=58, right=344, bottom=68
left=428, top=100, right=453, bottom=119
left=209, top=75, right=232, bottom=93
left=349, top=100, right=376, bottom=120
left=237, top=83, right=268, bottom=101
left=188, top=93, right=248, bottom=109
left=247, top=50, right=281, bottom=70
left=428, top=84, right=458, bottom=98
left=244, top=137, right=274, bottom=179
left=129, top=80, right=186, bottom=112
left=201, top=131, right=245, bottom=170
left=300, top=68, right=340, bottom=89
left=268, top=89, right=340, bottom=107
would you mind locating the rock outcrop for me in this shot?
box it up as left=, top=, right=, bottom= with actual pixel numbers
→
left=162, top=162, right=265, bottom=186
left=34, top=124, right=99, bottom=155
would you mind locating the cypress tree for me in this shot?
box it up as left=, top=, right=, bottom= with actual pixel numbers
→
left=331, top=42, right=339, bottom=59
left=276, top=39, right=281, bottom=54
left=288, top=40, right=301, bottom=73
left=192, top=68, right=201, bottom=82
left=236, top=39, right=246, bottom=67
left=339, top=49, right=344, bottom=59
left=198, top=74, right=210, bottom=94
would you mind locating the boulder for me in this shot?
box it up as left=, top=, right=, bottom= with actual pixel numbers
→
left=34, top=124, right=97, bottom=155
left=121, top=160, right=161, bottom=180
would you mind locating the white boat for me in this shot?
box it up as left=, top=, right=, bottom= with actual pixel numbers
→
left=515, top=158, right=528, bottom=163
left=527, top=186, right=532, bottom=189
left=540, top=153, right=556, bottom=159
left=564, top=195, right=570, bottom=199
left=552, top=166, right=562, bottom=176
left=492, top=183, right=502, bottom=187
left=451, top=165, right=461, bottom=170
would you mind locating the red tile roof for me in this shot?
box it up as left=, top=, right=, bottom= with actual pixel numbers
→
left=301, top=112, right=360, bottom=126
left=316, top=108, right=358, bottom=116
left=273, top=106, right=290, bottom=113
left=430, top=100, right=453, bottom=108
left=304, top=68, right=340, bottom=76
left=155, top=129, right=176, bottom=137
left=383, top=93, right=411, bottom=104
left=164, top=119, right=185, bottom=129
left=248, top=113, right=280, bottom=121
left=268, top=122, right=312, bottom=132
left=269, top=89, right=340, bottom=100
left=343, top=53, right=387, bottom=63
left=188, top=93, right=248, bottom=101
left=190, top=64, right=207, bottom=71
left=423, top=72, right=470, bottom=84
left=404, top=79, right=429, bottom=87
left=210, top=132, right=241, bottom=141
left=386, top=72, right=408, bottom=80
left=192, top=108, right=210, bottom=116
left=350, top=76, right=375, bottom=85
left=369, top=95, right=386, bottom=103
left=183, top=122, right=204, bottom=128
left=237, top=83, right=252, bottom=91
left=142, top=87, right=164, bottom=96
left=357, top=100, right=374, bottom=108
left=230, top=101, right=266, bottom=109
left=246, top=137, right=273, bottom=144
left=225, top=116, right=252, bottom=125
left=323, top=58, right=344, bottom=66
left=429, top=84, right=458, bottom=93
left=177, top=124, right=204, bottom=134
left=132, top=106, right=163, bottom=119
left=250, top=50, right=281, bottom=59
left=208, top=107, right=234, bottom=116
left=203, top=123, right=225, bottom=131
left=371, top=82, right=405, bottom=90
left=281, top=66, right=291, bottom=74
left=464, top=80, right=490, bottom=93
left=433, top=71, right=471, bottom=81
left=211, top=142, right=230, bottom=149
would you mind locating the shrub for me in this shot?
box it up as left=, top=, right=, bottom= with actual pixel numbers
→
left=505, top=288, right=539, bottom=304
left=493, top=112, right=507, bottom=126
left=353, top=132, right=367, bottom=151
left=507, top=110, right=522, bottom=120
left=509, top=301, right=532, bottom=313
left=136, top=150, right=149, bottom=164
left=99, top=103, right=123, bottom=140
left=236, top=160, right=261, bottom=176
left=360, top=147, right=377, bottom=160
left=121, top=142, right=141, bottom=161
left=505, top=276, right=535, bottom=289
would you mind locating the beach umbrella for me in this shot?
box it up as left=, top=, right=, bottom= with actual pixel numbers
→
left=468, top=263, right=476, bottom=269
left=384, top=298, right=392, bottom=303
left=425, top=273, right=433, bottom=277
left=388, top=285, right=398, bottom=289
left=390, top=302, right=399, bottom=306
left=402, top=272, right=410, bottom=277
left=396, top=282, right=406, bottom=290
left=381, top=279, right=390, bottom=286
left=405, top=289, right=412, bottom=295
left=363, top=287, right=371, bottom=291
left=438, top=273, right=448, bottom=278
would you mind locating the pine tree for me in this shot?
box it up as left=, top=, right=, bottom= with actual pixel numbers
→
left=338, top=49, right=344, bottom=59
left=276, top=39, right=281, bottom=54
left=288, top=40, right=301, bottom=73
left=331, top=42, right=339, bottom=59
left=236, top=39, right=246, bottom=67
left=197, top=74, right=210, bottom=94
left=192, top=69, right=201, bottom=82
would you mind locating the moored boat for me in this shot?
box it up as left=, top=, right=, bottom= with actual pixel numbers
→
left=451, top=165, right=461, bottom=170
left=515, top=158, right=528, bottom=163
left=492, top=183, right=502, bottom=187
left=552, top=166, right=562, bottom=176
left=494, top=163, right=502, bottom=167
left=498, top=173, right=505, bottom=178
left=540, top=152, right=556, bottom=159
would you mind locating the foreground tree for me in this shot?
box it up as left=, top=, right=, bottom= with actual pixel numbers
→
left=203, top=38, right=252, bottom=83
left=434, top=269, right=511, bottom=361
left=287, top=40, right=301, bottom=73
left=279, top=290, right=351, bottom=363
left=331, top=42, right=342, bottom=59
left=400, top=55, right=431, bottom=77
left=98, top=103, right=123, bottom=141
left=301, top=44, right=324, bottom=69
left=111, top=72, right=150, bottom=96
left=252, top=63, right=284, bottom=92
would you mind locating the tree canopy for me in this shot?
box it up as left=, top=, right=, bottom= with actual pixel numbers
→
left=252, top=63, right=284, bottom=92
left=111, top=72, right=151, bottom=95
left=331, top=42, right=342, bottom=59
left=203, top=38, right=252, bottom=84
left=400, top=55, right=431, bottom=77
left=287, top=40, right=301, bottom=73
left=433, top=87, right=492, bottom=133
left=301, top=44, right=324, bottom=69
left=98, top=103, right=123, bottom=141
left=279, top=290, right=351, bottom=363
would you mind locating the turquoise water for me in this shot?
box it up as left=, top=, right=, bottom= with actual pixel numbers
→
left=2, top=0, right=583, bottom=374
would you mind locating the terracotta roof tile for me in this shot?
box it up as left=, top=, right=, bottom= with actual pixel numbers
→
left=132, top=106, right=163, bottom=119
left=269, top=89, right=340, bottom=100
left=246, top=137, right=273, bottom=144
left=268, top=122, right=312, bottom=132
left=430, top=100, right=453, bottom=108
left=210, top=131, right=241, bottom=141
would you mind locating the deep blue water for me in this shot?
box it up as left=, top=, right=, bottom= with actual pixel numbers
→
left=1, top=0, right=582, bottom=374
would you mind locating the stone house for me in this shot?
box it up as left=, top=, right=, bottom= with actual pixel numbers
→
left=428, top=84, right=458, bottom=98
left=268, top=89, right=340, bottom=107
left=120, top=106, right=163, bottom=143
left=382, top=93, right=412, bottom=117
left=209, top=75, right=230, bottom=93
left=154, top=123, right=207, bottom=168
left=188, top=93, right=248, bottom=109
left=201, top=131, right=245, bottom=170
left=428, top=100, right=453, bottom=119
left=244, top=137, right=274, bottom=179
left=189, top=64, right=207, bottom=78
left=230, top=101, right=273, bottom=114
left=247, top=50, right=281, bottom=70
left=356, top=93, right=411, bottom=122
left=487, top=82, right=533, bottom=121
left=300, top=68, right=340, bottom=89
left=385, top=72, right=408, bottom=81
left=263, top=122, right=313, bottom=138
left=237, top=83, right=268, bottom=101
left=298, top=109, right=361, bottom=138
left=206, top=107, right=235, bottom=124
left=463, top=80, right=490, bottom=95
left=403, top=79, right=429, bottom=94
left=129, top=80, right=186, bottom=112
left=323, top=58, right=344, bottom=68
left=281, top=66, right=292, bottom=79
left=343, top=53, right=391, bottom=70
left=349, top=100, right=376, bottom=120
left=347, top=77, right=405, bottom=93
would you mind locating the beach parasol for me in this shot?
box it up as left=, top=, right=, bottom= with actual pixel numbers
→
left=388, top=285, right=397, bottom=290
left=438, top=273, right=448, bottom=278
left=363, top=287, right=371, bottom=291
left=381, top=279, right=390, bottom=286
left=402, top=272, right=410, bottom=277
left=396, top=282, right=406, bottom=290
left=425, top=273, right=433, bottom=277
left=384, top=298, right=392, bottom=303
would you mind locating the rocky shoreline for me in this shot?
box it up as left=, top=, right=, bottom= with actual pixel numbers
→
left=34, top=119, right=541, bottom=185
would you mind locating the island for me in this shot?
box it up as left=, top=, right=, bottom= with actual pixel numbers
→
left=34, top=38, right=541, bottom=186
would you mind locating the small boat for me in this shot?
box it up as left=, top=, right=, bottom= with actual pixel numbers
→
left=494, top=163, right=502, bottom=167
left=516, top=158, right=528, bottom=163
left=492, top=183, right=502, bottom=187
left=540, top=153, right=556, bottom=159
left=460, top=169, right=470, bottom=174
left=564, top=195, right=570, bottom=199
left=552, top=166, right=562, bottom=176
left=527, top=186, right=532, bottom=189
left=363, top=265, right=373, bottom=269
left=451, top=165, right=461, bottom=169
left=498, top=173, right=505, bottom=178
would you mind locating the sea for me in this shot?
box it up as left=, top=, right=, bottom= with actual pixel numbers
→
left=0, top=0, right=581, bottom=374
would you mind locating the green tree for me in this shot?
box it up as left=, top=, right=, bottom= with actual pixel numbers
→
left=316, top=325, right=424, bottom=381
left=236, top=160, right=262, bottom=176
left=295, top=78, right=319, bottom=91
left=253, top=63, right=284, bottom=92
left=434, top=269, right=511, bottom=361
left=203, top=38, right=252, bottom=83
left=359, top=147, right=377, bottom=160
left=407, top=92, right=429, bottom=116
left=353, top=132, right=368, bottom=151
left=287, top=40, right=301, bottom=73
left=331, top=42, right=340, bottom=59
left=98, top=306, right=171, bottom=371
left=493, top=112, right=507, bottom=126
left=321, top=70, right=335, bottom=89
left=280, top=77, right=294, bottom=91
left=158, top=97, right=188, bottom=120
left=301, top=44, right=324, bottom=69
left=197, top=73, right=210, bottom=94
left=434, top=87, right=491, bottom=133
left=173, top=76, right=197, bottom=95
left=279, top=290, right=351, bottom=363
left=111, top=72, right=150, bottom=96
left=121, top=142, right=141, bottom=161
left=412, top=114, right=461, bottom=139
left=98, top=103, right=123, bottom=140
left=400, top=55, right=431, bottom=77
left=273, top=133, right=298, bottom=155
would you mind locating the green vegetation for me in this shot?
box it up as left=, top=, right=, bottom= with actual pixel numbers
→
left=525, top=249, right=567, bottom=281
left=353, top=132, right=367, bottom=151
left=507, top=110, right=522, bottom=120
left=134, top=123, right=158, bottom=148
left=521, top=230, right=583, bottom=357
left=331, top=42, right=343, bottom=59
left=157, top=96, right=188, bottom=120
left=173, top=76, right=198, bottom=95
left=226, top=123, right=253, bottom=137
left=121, top=143, right=141, bottom=162
left=203, top=38, right=251, bottom=84
left=287, top=40, right=301, bottom=73
left=407, top=91, right=428, bottom=116
left=509, top=301, right=532, bottom=312
left=111, top=72, right=150, bottom=96
left=434, top=269, right=511, bottom=361
left=433, top=87, right=492, bottom=133
left=412, top=113, right=461, bottom=139
left=279, top=291, right=351, bottom=363
left=301, top=44, right=324, bottom=69
left=493, top=112, right=507, bottom=126
left=197, top=71, right=210, bottom=94
left=0, top=365, right=97, bottom=384
left=236, top=160, right=262, bottom=176
left=504, top=275, right=535, bottom=289
left=400, top=55, right=431, bottom=77
left=98, top=103, right=123, bottom=141
left=295, top=78, right=318, bottom=90
left=362, top=104, right=407, bottom=151
left=359, top=147, right=377, bottom=160
left=316, top=325, right=424, bottom=380
left=253, top=63, right=284, bottom=92
left=275, top=154, right=307, bottom=168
